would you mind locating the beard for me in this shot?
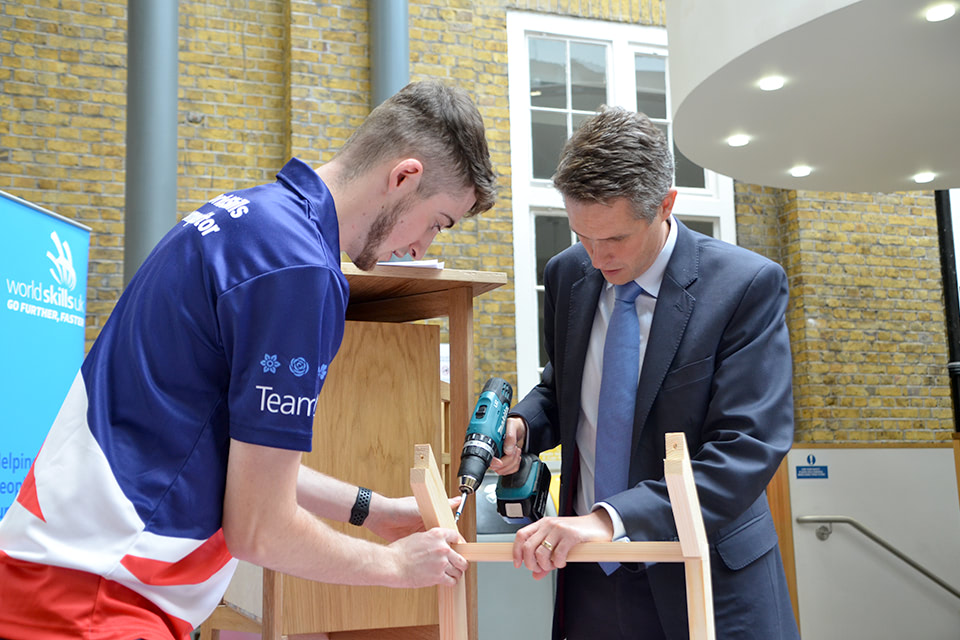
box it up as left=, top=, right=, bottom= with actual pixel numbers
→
left=352, top=194, right=413, bottom=271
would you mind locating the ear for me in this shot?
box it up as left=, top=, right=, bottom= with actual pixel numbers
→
left=387, top=158, right=424, bottom=195
left=658, top=189, right=678, bottom=220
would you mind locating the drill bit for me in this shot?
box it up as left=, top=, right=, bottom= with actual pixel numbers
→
left=454, top=490, right=469, bottom=522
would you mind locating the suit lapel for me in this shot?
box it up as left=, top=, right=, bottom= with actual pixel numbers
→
left=561, top=263, right=604, bottom=445
left=630, top=222, right=698, bottom=455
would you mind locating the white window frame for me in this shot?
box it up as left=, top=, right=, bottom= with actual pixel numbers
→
left=508, top=11, right=736, bottom=395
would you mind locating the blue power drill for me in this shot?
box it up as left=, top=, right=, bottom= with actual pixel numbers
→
left=453, top=377, right=551, bottom=526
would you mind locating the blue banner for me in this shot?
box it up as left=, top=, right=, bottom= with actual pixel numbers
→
left=0, top=190, right=90, bottom=519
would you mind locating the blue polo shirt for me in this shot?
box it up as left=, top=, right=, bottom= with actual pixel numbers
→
left=86, top=157, right=349, bottom=535
left=0, top=158, right=349, bottom=637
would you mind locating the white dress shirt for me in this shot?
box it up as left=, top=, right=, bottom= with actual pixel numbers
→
left=575, top=216, right=678, bottom=539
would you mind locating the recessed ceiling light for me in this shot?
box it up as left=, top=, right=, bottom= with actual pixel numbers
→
left=925, top=3, right=956, bottom=22
left=726, top=134, right=751, bottom=147
left=757, top=75, right=785, bottom=91
left=789, top=165, right=812, bottom=178
left=913, top=171, right=936, bottom=183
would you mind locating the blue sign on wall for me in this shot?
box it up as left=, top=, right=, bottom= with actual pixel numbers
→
left=796, top=453, right=829, bottom=479
left=0, top=190, right=90, bottom=519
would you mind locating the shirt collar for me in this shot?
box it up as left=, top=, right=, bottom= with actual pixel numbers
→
left=276, top=157, right=327, bottom=200
left=276, top=157, right=340, bottom=252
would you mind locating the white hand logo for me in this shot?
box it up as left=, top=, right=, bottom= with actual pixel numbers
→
left=46, top=231, right=76, bottom=290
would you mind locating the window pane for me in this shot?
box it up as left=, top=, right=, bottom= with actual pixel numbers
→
left=535, top=215, right=572, bottom=285
left=572, top=111, right=593, bottom=132
left=570, top=42, right=606, bottom=111
left=675, top=143, right=706, bottom=188
left=531, top=110, right=567, bottom=180
left=529, top=38, right=567, bottom=109
left=635, top=54, right=666, bottom=119
left=653, top=122, right=669, bottom=146
left=680, top=218, right=715, bottom=237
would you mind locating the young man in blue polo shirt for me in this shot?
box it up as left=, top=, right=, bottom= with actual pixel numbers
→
left=0, top=80, right=497, bottom=639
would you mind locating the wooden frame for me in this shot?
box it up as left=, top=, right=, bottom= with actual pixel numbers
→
left=410, top=434, right=716, bottom=640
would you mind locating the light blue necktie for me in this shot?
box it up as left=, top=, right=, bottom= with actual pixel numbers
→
left=594, top=281, right=643, bottom=574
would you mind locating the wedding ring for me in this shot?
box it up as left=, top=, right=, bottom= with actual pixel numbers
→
left=540, top=539, right=554, bottom=552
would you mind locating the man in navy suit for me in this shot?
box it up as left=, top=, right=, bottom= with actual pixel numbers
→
left=492, top=107, right=800, bottom=639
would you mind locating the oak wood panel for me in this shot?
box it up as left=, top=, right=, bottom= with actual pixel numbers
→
left=327, top=624, right=440, bottom=640
left=342, top=264, right=505, bottom=324
left=282, top=321, right=442, bottom=634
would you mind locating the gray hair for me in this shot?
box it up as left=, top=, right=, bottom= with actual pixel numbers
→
left=553, top=106, right=674, bottom=222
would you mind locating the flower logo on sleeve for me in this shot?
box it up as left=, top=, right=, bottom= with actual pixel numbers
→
left=289, top=357, right=310, bottom=377
left=260, top=354, right=280, bottom=373
left=319, top=363, right=328, bottom=380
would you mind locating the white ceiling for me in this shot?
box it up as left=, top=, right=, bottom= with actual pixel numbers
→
left=668, top=0, right=960, bottom=192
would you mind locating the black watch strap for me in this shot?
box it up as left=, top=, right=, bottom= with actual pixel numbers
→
left=350, top=486, right=372, bottom=526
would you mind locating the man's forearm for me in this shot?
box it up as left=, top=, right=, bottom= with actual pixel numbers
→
left=224, top=441, right=464, bottom=589
left=227, top=496, right=404, bottom=587
left=296, top=463, right=361, bottom=522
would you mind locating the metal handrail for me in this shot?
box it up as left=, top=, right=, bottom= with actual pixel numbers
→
left=796, top=515, right=960, bottom=602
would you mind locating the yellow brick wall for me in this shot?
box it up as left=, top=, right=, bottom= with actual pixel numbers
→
left=178, top=0, right=288, bottom=205
left=0, top=0, right=128, bottom=346
left=779, top=190, right=952, bottom=442
left=734, top=183, right=786, bottom=264
left=287, top=0, right=370, bottom=165
left=1, top=0, right=952, bottom=444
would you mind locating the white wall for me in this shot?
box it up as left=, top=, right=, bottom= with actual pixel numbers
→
left=788, top=447, right=960, bottom=639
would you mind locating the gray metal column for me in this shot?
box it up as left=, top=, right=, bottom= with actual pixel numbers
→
left=369, top=0, right=409, bottom=107
left=124, top=0, right=179, bottom=285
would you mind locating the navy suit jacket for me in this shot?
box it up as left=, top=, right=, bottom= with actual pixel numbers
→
left=511, top=220, right=799, bottom=639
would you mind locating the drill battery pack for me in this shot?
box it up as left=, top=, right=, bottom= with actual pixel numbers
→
left=496, top=452, right=551, bottom=525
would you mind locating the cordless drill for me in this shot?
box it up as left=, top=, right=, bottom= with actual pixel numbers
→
left=453, top=377, right=551, bottom=526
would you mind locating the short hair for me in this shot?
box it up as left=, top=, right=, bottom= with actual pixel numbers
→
left=334, top=80, right=497, bottom=216
left=553, top=106, right=674, bottom=222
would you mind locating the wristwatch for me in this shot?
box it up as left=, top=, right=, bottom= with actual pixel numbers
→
left=350, top=486, right=372, bottom=526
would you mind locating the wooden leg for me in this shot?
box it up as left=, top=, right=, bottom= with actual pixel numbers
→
left=664, top=433, right=715, bottom=640
left=410, top=444, right=469, bottom=640
left=446, top=287, right=477, bottom=640
left=197, top=622, right=214, bottom=640
left=263, top=568, right=285, bottom=640
left=683, top=557, right=713, bottom=640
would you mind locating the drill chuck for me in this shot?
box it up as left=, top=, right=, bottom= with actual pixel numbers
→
left=458, top=434, right=497, bottom=494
